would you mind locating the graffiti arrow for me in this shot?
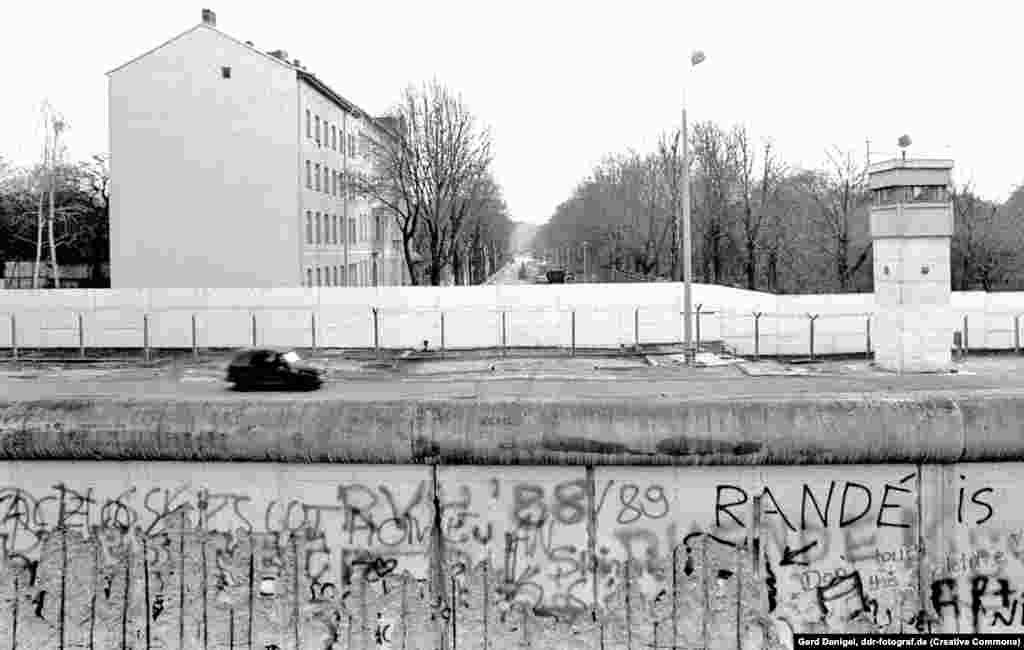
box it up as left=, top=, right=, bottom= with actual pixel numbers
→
left=779, top=541, right=818, bottom=566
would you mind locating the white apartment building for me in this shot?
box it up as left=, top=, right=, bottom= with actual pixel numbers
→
left=108, top=9, right=407, bottom=288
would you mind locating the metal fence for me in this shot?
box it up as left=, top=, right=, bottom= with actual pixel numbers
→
left=1, top=303, right=1021, bottom=361
left=0, top=304, right=685, bottom=360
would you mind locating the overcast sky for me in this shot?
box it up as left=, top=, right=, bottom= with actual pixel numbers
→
left=2, top=1, right=1020, bottom=224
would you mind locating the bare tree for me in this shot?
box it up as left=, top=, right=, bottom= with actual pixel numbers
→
left=31, top=103, right=69, bottom=289
left=359, top=80, right=493, bottom=286
left=733, top=129, right=787, bottom=290
left=691, top=121, right=737, bottom=284
left=802, top=146, right=872, bottom=291
left=952, top=183, right=1023, bottom=291
left=453, top=171, right=511, bottom=284
left=654, top=131, right=685, bottom=280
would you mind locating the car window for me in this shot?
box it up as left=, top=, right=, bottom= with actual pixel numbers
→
left=282, top=351, right=301, bottom=364
left=250, top=351, right=271, bottom=367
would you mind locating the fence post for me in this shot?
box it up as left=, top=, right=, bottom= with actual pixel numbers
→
left=373, top=308, right=380, bottom=359
left=695, top=303, right=703, bottom=352
left=501, top=311, right=508, bottom=356
left=10, top=314, right=17, bottom=361
left=808, top=313, right=820, bottom=361
left=571, top=309, right=576, bottom=357
left=143, top=313, right=151, bottom=363
left=191, top=313, right=198, bottom=363
left=440, top=312, right=446, bottom=352
left=634, top=307, right=640, bottom=348
left=866, top=315, right=872, bottom=358
left=753, top=312, right=763, bottom=361
left=251, top=313, right=257, bottom=347
left=78, top=313, right=85, bottom=360
left=311, top=312, right=317, bottom=354
left=962, top=315, right=969, bottom=356
left=1015, top=314, right=1020, bottom=355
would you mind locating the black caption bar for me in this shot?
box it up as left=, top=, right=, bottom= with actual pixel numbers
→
left=795, top=635, right=1024, bottom=648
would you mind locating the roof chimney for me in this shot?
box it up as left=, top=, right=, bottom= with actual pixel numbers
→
left=245, top=40, right=253, bottom=47
left=293, top=59, right=301, bottom=68
left=201, top=8, right=216, bottom=27
left=268, top=49, right=289, bottom=61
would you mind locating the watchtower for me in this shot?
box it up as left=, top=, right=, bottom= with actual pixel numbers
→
left=868, top=156, right=955, bottom=372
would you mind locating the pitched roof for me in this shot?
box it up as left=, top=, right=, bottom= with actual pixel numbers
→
left=106, top=23, right=295, bottom=77
left=106, top=20, right=392, bottom=137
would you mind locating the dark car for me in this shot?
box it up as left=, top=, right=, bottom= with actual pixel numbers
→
left=226, top=348, right=325, bottom=391
left=546, top=269, right=567, bottom=284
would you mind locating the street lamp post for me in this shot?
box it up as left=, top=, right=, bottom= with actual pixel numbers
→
left=681, top=49, right=705, bottom=366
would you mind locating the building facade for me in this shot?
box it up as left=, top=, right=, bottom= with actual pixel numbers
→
left=108, top=9, right=406, bottom=288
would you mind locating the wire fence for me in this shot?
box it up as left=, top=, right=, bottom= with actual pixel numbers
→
left=0, top=303, right=1020, bottom=361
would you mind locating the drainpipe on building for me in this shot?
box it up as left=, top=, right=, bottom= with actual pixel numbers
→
left=342, top=112, right=350, bottom=286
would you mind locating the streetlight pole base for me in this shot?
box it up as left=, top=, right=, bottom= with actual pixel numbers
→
left=683, top=344, right=698, bottom=366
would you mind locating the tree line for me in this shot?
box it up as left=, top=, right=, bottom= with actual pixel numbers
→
left=358, top=80, right=515, bottom=286
left=535, top=122, right=1024, bottom=293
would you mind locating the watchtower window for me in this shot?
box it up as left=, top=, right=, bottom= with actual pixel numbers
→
left=873, top=185, right=948, bottom=206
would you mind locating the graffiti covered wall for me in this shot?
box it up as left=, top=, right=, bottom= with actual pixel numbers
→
left=0, top=461, right=1020, bottom=649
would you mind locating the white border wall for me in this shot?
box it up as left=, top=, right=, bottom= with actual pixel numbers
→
left=2, top=285, right=1024, bottom=354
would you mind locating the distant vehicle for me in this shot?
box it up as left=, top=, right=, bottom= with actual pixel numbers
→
left=226, top=348, right=324, bottom=391
left=546, top=269, right=567, bottom=284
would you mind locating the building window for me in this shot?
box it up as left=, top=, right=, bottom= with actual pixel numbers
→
left=323, top=215, right=330, bottom=244
left=349, top=217, right=356, bottom=243
left=315, top=116, right=321, bottom=145
left=306, top=211, right=312, bottom=244
left=316, top=267, right=321, bottom=286
left=306, top=161, right=311, bottom=188
left=315, top=213, right=321, bottom=245
left=333, top=215, right=339, bottom=244
left=315, top=164, right=321, bottom=192
left=331, top=126, right=337, bottom=151
left=323, top=167, right=329, bottom=194
left=333, top=266, right=339, bottom=286
left=306, top=268, right=312, bottom=287
left=221, top=66, right=232, bottom=79
left=306, top=110, right=311, bottom=138
left=912, top=185, right=948, bottom=202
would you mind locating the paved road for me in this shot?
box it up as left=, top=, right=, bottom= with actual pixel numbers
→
left=484, top=255, right=537, bottom=285
left=2, top=355, right=1023, bottom=403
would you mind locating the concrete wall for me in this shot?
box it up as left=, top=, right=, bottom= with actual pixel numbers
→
left=0, top=460, right=1020, bottom=649
left=109, top=25, right=302, bottom=289
left=1, top=284, right=1024, bottom=354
